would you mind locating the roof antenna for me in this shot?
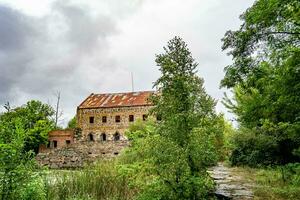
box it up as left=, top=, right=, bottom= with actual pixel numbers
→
left=131, top=72, right=134, bottom=92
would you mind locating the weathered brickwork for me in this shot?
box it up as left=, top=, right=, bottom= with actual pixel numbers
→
left=39, top=129, right=74, bottom=153
left=77, top=105, right=153, bottom=141
left=37, top=91, right=154, bottom=168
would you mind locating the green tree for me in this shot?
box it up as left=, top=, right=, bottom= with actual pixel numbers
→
left=221, top=0, right=299, bottom=88
left=0, top=100, right=55, bottom=153
left=222, top=0, right=300, bottom=165
left=0, top=120, right=46, bottom=200
left=121, top=37, right=221, bottom=199
left=67, top=116, right=77, bottom=129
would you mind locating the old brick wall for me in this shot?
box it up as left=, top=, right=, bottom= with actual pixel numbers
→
left=39, top=129, right=74, bottom=153
left=77, top=105, right=153, bottom=141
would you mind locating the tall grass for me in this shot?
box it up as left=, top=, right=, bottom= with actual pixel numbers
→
left=44, top=160, right=137, bottom=200
left=254, top=163, right=300, bottom=200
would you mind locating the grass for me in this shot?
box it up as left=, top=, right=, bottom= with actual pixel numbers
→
left=229, top=163, right=300, bottom=200
left=43, top=160, right=137, bottom=200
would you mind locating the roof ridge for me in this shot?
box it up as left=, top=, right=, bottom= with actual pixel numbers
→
left=92, top=90, right=155, bottom=95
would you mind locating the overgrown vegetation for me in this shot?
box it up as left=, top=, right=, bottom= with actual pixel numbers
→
left=117, top=36, right=223, bottom=199
left=254, top=163, right=300, bottom=200
left=222, top=0, right=300, bottom=166
left=220, top=0, right=300, bottom=198
left=2, top=0, right=299, bottom=197
left=0, top=100, right=56, bottom=199
left=44, top=161, right=136, bottom=200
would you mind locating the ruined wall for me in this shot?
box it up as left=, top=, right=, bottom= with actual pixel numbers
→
left=36, top=140, right=129, bottom=168
left=77, top=105, right=153, bottom=141
left=39, top=129, right=74, bottom=153
left=37, top=105, right=153, bottom=168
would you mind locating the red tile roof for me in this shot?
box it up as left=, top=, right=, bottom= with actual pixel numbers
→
left=78, top=91, right=154, bottom=109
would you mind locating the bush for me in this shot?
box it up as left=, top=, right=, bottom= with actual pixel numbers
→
left=229, top=128, right=279, bottom=166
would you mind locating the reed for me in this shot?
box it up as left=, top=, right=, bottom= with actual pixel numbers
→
left=44, top=160, right=137, bottom=200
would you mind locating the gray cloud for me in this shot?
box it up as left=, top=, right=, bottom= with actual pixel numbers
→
left=0, top=1, right=126, bottom=124
left=0, top=0, right=255, bottom=125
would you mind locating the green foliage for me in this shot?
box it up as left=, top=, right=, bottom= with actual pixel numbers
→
left=0, top=120, right=46, bottom=200
left=221, top=0, right=299, bottom=88
left=119, top=36, right=222, bottom=199
left=44, top=161, right=135, bottom=200
left=254, top=163, right=300, bottom=199
left=67, top=116, right=77, bottom=129
left=0, top=100, right=55, bottom=153
left=222, top=0, right=300, bottom=166
left=0, top=100, right=56, bottom=199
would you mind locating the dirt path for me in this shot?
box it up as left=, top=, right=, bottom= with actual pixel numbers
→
left=208, top=163, right=254, bottom=200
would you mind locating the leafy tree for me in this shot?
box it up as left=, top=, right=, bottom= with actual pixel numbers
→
left=222, top=0, right=300, bottom=165
left=221, top=0, right=299, bottom=88
left=0, top=100, right=55, bottom=153
left=121, top=37, right=221, bottom=199
left=0, top=120, right=46, bottom=200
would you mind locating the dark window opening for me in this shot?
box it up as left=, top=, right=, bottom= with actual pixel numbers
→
left=102, top=116, right=107, bottom=123
left=115, top=115, right=121, bottom=123
left=100, top=133, right=107, bottom=141
left=66, top=140, right=71, bottom=145
left=129, top=115, right=134, bottom=122
left=156, top=115, right=162, bottom=121
left=88, top=133, right=94, bottom=141
left=47, top=141, right=50, bottom=148
left=143, top=114, right=148, bottom=121
left=53, top=140, right=57, bottom=148
left=114, top=152, right=119, bottom=155
left=102, top=152, right=106, bottom=155
left=114, top=132, right=120, bottom=141
left=89, top=116, right=94, bottom=123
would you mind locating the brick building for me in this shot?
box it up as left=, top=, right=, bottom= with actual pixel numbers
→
left=39, top=129, right=74, bottom=153
left=37, top=91, right=155, bottom=167
left=77, top=91, right=154, bottom=142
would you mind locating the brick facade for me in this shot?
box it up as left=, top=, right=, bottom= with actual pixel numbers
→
left=77, top=105, right=153, bottom=142
left=37, top=91, right=155, bottom=168
left=39, top=129, right=74, bottom=153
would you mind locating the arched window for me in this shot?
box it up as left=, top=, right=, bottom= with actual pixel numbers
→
left=88, top=133, right=94, bottom=142
left=100, top=133, right=107, bottom=141
left=114, top=132, right=120, bottom=141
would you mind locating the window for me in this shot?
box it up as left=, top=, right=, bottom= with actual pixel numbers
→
left=102, top=116, right=107, bottom=123
left=156, top=115, right=162, bottom=121
left=100, top=133, right=107, bottom=141
left=89, top=116, right=94, bottom=123
left=47, top=141, right=50, bottom=148
left=129, top=115, right=134, bottom=122
left=114, top=132, right=120, bottom=141
left=88, top=133, right=94, bottom=141
left=143, top=114, right=148, bottom=121
left=115, top=115, right=121, bottom=123
left=53, top=140, right=58, bottom=148
left=114, top=152, right=119, bottom=155
left=66, top=140, right=71, bottom=145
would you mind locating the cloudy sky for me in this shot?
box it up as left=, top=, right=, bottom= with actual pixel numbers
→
left=0, top=0, right=255, bottom=126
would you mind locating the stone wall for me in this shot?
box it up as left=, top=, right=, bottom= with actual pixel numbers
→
left=36, top=140, right=129, bottom=168
left=77, top=105, right=153, bottom=141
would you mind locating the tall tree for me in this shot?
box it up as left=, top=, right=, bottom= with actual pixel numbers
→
left=221, top=0, right=299, bottom=88
left=222, top=0, right=300, bottom=165
left=122, top=37, right=221, bottom=199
